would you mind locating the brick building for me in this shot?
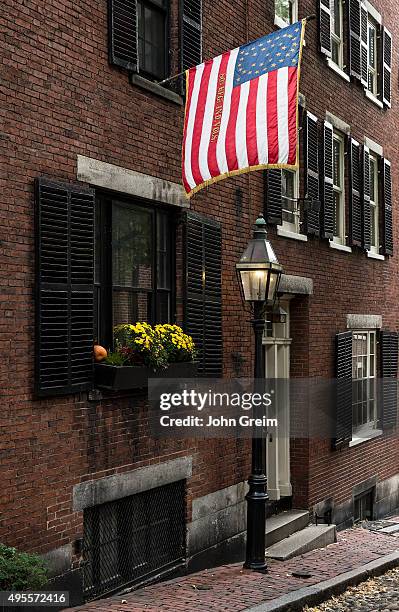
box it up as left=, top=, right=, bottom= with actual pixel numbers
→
left=1, top=0, right=398, bottom=605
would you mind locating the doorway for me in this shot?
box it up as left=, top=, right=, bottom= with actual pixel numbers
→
left=264, top=300, right=292, bottom=501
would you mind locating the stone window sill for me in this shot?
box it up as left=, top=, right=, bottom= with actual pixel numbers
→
left=130, top=73, right=183, bottom=106
left=367, top=250, right=385, bottom=260
left=277, top=226, right=308, bottom=242
left=349, top=429, right=382, bottom=447
left=364, top=89, right=384, bottom=109
left=329, top=240, right=352, bottom=253
left=327, top=59, right=350, bottom=83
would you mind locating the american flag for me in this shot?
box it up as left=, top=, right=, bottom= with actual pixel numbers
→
left=182, top=20, right=305, bottom=197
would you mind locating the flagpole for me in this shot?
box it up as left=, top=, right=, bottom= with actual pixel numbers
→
left=155, top=14, right=316, bottom=87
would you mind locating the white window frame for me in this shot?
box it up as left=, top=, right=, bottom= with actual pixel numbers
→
left=369, top=152, right=379, bottom=254
left=331, top=0, right=344, bottom=70
left=351, top=330, right=379, bottom=443
left=279, top=168, right=300, bottom=236
left=331, top=132, right=345, bottom=245
left=367, top=16, right=379, bottom=96
left=274, top=0, right=298, bottom=29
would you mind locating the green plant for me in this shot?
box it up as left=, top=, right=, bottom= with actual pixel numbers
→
left=0, top=544, right=48, bottom=591
left=111, top=322, right=168, bottom=369
left=155, top=324, right=197, bottom=363
left=104, top=322, right=196, bottom=369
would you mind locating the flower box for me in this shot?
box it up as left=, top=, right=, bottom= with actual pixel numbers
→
left=94, top=361, right=199, bottom=392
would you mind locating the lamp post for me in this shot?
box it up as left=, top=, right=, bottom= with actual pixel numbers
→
left=236, top=214, right=283, bottom=571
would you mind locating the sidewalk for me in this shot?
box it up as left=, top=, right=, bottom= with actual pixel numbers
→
left=71, top=521, right=399, bottom=612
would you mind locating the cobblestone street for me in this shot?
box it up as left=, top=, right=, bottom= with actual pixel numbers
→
left=305, top=567, right=399, bottom=612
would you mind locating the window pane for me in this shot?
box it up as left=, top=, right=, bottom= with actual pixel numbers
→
left=332, top=40, right=339, bottom=65
left=282, top=170, right=296, bottom=224
left=113, top=290, right=151, bottom=327
left=112, top=204, right=153, bottom=289
left=275, top=0, right=290, bottom=23
left=369, top=159, right=376, bottom=201
left=333, top=138, right=341, bottom=187
left=157, top=213, right=171, bottom=290
left=333, top=191, right=340, bottom=236
left=368, top=25, right=376, bottom=68
left=138, top=1, right=166, bottom=79
left=156, top=292, right=171, bottom=323
left=333, top=0, right=341, bottom=36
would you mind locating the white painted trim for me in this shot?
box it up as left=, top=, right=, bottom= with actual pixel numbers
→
left=277, top=226, right=308, bottom=242
left=77, top=155, right=189, bottom=208
left=365, top=89, right=384, bottom=108
left=327, top=59, right=351, bottom=83
left=349, top=429, right=382, bottom=447
left=329, top=240, right=352, bottom=253
left=367, top=251, right=385, bottom=260
left=364, top=137, right=383, bottom=157
left=274, top=14, right=289, bottom=29
left=363, top=0, right=382, bottom=24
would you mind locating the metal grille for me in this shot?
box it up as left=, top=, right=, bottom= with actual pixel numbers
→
left=82, top=480, right=186, bottom=601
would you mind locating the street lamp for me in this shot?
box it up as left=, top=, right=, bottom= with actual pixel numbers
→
left=236, top=213, right=283, bottom=571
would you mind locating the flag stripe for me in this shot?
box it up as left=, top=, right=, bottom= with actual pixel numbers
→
left=236, top=80, right=250, bottom=169
left=191, top=61, right=214, bottom=187
left=182, top=68, right=198, bottom=192
left=266, top=70, right=279, bottom=164
left=183, top=63, right=205, bottom=190
left=225, top=85, right=241, bottom=172
left=256, top=72, right=269, bottom=165
left=207, top=51, right=231, bottom=179
left=277, top=67, right=289, bottom=164
left=216, top=48, right=239, bottom=175
left=287, top=66, right=298, bottom=165
left=198, top=54, right=223, bottom=181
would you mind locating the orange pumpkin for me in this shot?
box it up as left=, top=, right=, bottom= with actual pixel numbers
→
left=93, top=345, right=107, bottom=362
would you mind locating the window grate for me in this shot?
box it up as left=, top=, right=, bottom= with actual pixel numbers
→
left=82, top=480, right=186, bottom=601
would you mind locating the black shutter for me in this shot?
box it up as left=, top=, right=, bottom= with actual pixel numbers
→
left=334, top=331, right=353, bottom=449
left=322, top=121, right=334, bottom=239
left=304, top=112, right=320, bottom=236
left=360, top=4, right=368, bottom=86
left=185, top=212, right=222, bottom=377
left=35, top=178, right=95, bottom=397
left=182, top=0, right=202, bottom=72
left=382, top=28, right=392, bottom=108
left=265, top=170, right=282, bottom=225
left=319, top=0, right=332, bottom=56
left=108, top=0, right=138, bottom=71
left=382, top=158, right=393, bottom=256
left=349, top=0, right=361, bottom=80
left=380, top=331, right=399, bottom=430
left=362, top=145, right=371, bottom=251
left=349, top=138, right=362, bottom=246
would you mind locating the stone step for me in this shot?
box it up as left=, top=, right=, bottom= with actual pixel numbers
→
left=266, top=510, right=310, bottom=547
left=265, top=524, right=337, bottom=560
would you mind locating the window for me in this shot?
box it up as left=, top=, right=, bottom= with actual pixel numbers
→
left=95, top=195, right=175, bottom=347
left=354, top=489, right=374, bottom=523
left=331, top=0, right=344, bottom=68
left=275, top=0, right=297, bottom=27
left=369, top=153, right=379, bottom=253
left=137, top=0, right=168, bottom=80
left=281, top=169, right=300, bottom=233
left=332, top=132, right=345, bottom=244
left=352, top=330, right=378, bottom=437
left=367, top=16, right=378, bottom=95
left=82, top=481, right=186, bottom=600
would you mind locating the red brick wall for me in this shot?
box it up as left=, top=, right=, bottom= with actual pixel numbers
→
left=1, top=0, right=398, bottom=557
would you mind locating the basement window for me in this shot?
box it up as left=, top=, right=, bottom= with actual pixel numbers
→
left=354, top=489, right=374, bottom=523
left=82, top=480, right=186, bottom=600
